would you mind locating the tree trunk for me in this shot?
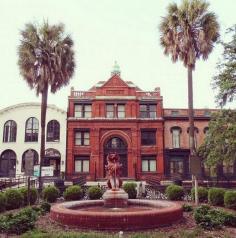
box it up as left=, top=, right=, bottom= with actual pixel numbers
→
left=188, top=66, right=198, bottom=206
left=38, top=84, right=48, bottom=192
left=188, top=66, right=195, bottom=155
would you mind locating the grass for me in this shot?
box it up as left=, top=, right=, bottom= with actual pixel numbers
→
left=20, top=227, right=233, bottom=238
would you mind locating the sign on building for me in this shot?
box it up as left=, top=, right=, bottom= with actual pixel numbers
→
left=33, top=165, right=54, bottom=177
left=33, top=165, right=40, bottom=177
left=42, top=166, right=54, bottom=177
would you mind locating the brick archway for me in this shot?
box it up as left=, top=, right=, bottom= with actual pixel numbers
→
left=100, top=130, right=131, bottom=149
left=100, top=130, right=132, bottom=178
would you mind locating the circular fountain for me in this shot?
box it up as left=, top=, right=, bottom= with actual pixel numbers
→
left=50, top=153, right=183, bottom=230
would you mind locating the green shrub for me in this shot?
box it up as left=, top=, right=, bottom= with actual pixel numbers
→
left=5, top=188, right=23, bottom=210
left=0, top=192, right=6, bottom=213
left=88, top=186, right=103, bottom=200
left=0, top=207, right=38, bottom=235
left=194, top=205, right=225, bottom=229
left=224, top=190, right=236, bottom=209
left=63, top=185, right=83, bottom=201
left=123, top=182, right=137, bottom=199
left=165, top=184, right=184, bottom=201
left=40, top=201, right=51, bottom=214
left=208, top=188, right=225, bottom=206
left=223, top=212, right=236, bottom=227
left=19, top=187, right=38, bottom=205
left=191, top=187, right=208, bottom=203
left=182, top=203, right=193, bottom=212
left=194, top=205, right=236, bottom=230
left=42, top=186, right=59, bottom=203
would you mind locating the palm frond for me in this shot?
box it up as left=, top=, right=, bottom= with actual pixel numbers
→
left=18, top=21, right=75, bottom=95
left=159, top=0, right=219, bottom=69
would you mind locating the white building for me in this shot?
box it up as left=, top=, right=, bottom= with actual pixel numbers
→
left=0, top=103, right=67, bottom=177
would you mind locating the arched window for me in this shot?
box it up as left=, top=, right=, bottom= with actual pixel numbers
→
left=187, top=127, right=199, bottom=148
left=170, top=126, right=182, bottom=148
left=47, top=120, right=60, bottom=142
left=25, top=117, right=39, bottom=142
left=3, top=120, right=17, bottom=142
left=21, top=149, right=39, bottom=175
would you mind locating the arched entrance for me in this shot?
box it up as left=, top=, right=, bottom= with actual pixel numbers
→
left=0, top=150, right=16, bottom=177
left=44, top=148, right=61, bottom=176
left=22, top=149, right=39, bottom=176
left=104, top=137, right=128, bottom=177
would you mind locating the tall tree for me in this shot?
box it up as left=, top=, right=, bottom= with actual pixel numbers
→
left=159, top=0, right=219, bottom=205
left=18, top=22, right=75, bottom=190
left=198, top=110, right=236, bottom=166
left=213, top=25, right=236, bottom=107
left=159, top=0, right=219, bottom=156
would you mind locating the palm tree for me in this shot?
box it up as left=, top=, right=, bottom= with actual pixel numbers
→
left=18, top=22, right=75, bottom=190
left=160, top=0, right=219, bottom=204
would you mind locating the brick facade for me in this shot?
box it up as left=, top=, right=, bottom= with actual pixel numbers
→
left=66, top=70, right=215, bottom=180
left=66, top=70, right=164, bottom=180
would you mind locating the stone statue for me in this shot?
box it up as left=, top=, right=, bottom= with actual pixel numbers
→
left=105, top=152, right=122, bottom=190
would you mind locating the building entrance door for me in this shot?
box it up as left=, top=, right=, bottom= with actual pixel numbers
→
left=44, top=149, right=61, bottom=177
left=104, top=137, right=128, bottom=177
left=0, top=150, right=16, bottom=177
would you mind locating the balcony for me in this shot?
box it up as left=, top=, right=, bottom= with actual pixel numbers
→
left=70, top=90, right=95, bottom=99
left=137, top=91, right=160, bottom=100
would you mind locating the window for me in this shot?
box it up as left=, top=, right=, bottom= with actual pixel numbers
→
left=75, top=131, right=90, bottom=145
left=171, top=110, right=179, bottom=116
left=74, top=104, right=92, bottom=118
left=106, top=104, right=114, bottom=118
left=47, top=120, right=60, bottom=142
left=204, top=127, right=209, bottom=135
left=187, top=127, right=198, bottom=148
left=171, top=127, right=181, bottom=148
left=25, top=117, right=39, bottom=142
left=141, top=130, right=156, bottom=145
left=170, top=158, right=184, bottom=175
left=75, top=156, right=89, bottom=172
left=106, top=104, right=125, bottom=118
left=139, top=104, right=156, bottom=118
left=3, top=120, right=17, bottom=142
left=204, top=163, right=217, bottom=177
left=141, top=156, right=156, bottom=172
left=223, top=161, right=234, bottom=175
left=204, top=110, right=211, bottom=116
left=117, top=104, right=125, bottom=118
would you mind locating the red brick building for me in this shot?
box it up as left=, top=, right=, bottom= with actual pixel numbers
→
left=66, top=65, right=224, bottom=181
left=67, top=66, right=164, bottom=180
left=164, top=108, right=236, bottom=180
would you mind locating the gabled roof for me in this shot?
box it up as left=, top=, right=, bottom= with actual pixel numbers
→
left=101, top=74, right=129, bottom=88
left=88, top=77, right=142, bottom=91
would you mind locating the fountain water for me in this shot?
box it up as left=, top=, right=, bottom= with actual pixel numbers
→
left=50, top=153, right=183, bottom=230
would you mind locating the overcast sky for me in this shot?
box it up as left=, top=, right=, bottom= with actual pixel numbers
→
left=0, top=0, right=235, bottom=111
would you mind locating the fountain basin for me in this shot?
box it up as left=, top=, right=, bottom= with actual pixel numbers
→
left=50, top=199, right=183, bottom=230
